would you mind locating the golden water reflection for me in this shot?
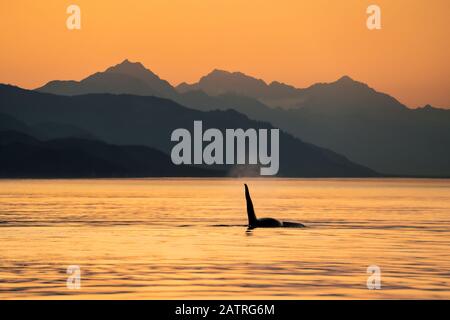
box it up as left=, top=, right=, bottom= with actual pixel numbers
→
left=0, top=178, right=449, bottom=299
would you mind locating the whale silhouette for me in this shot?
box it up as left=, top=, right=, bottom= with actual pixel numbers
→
left=245, top=184, right=305, bottom=229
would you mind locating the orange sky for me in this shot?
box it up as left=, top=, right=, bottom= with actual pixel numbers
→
left=0, top=0, right=449, bottom=108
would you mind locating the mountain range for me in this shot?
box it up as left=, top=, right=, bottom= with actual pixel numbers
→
left=177, top=69, right=305, bottom=109
left=0, top=130, right=222, bottom=178
left=0, top=114, right=220, bottom=178
left=38, top=59, right=178, bottom=99
left=36, top=59, right=450, bottom=177
left=0, top=84, right=376, bottom=177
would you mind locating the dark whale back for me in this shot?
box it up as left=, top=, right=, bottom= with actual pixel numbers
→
left=253, top=217, right=283, bottom=228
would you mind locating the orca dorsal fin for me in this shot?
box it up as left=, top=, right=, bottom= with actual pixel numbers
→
left=244, top=184, right=257, bottom=226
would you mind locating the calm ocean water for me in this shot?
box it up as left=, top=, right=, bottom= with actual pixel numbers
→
left=0, top=178, right=449, bottom=299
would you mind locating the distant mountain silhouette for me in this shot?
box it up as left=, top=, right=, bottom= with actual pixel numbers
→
left=37, top=60, right=266, bottom=114
left=33, top=61, right=450, bottom=176
left=0, top=84, right=377, bottom=177
left=0, top=128, right=221, bottom=178
left=37, top=59, right=178, bottom=98
left=0, top=112, right=32, bottom=134
left=177, top=69, right=304, bottom=109
left=177, top=71, right=450, bottom=177
left=0, top=112, right=96, bottom=141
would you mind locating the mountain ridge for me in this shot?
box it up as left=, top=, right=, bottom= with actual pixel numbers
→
left=0, top=129, right=220, bottom=178
left=28, top=60, right=450, bottom=176
left=0, top=83, right=378, bottom=178
left=37, top=59, right=178, bottom=98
